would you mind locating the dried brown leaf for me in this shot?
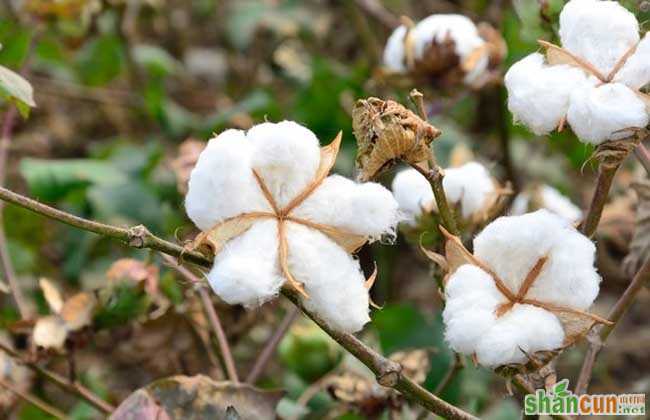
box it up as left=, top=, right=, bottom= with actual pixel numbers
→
left=171, top=139, right=206, bottom=195
left=623, top=180, right=650, bottom=277
left=107, top=258, right=161, bottom=296
left=109, top=375, right=283, bottom=420
left=39, top=278, right=64, bottom=314
left=60, top=292, right=96, bottom=331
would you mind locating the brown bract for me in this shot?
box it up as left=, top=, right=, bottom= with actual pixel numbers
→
left=352, top=97, right=441, bottom=182
left=422, top=228, right=611, bottom=353
left=189, top=133, right=372, bottom=298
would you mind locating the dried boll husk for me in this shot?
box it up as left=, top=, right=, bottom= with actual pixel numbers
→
left=352, top=97, right=441, bottom=182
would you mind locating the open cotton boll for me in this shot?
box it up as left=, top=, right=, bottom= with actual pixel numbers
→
left=208, top=220, right=284, bottom=307
left=505, top=53, right=591, bottom=135
left=412, top=14, right=485, bottom=62
left=286, top=223, right=370, bottom=333
left=474, top=209, right=600, bottom=309
left=186, top=130, right=269, bottom=231
left=567, top=82, right=649, bottom=145
left=248, top=121, right=321, bottom=208
left=540, top=185, right=582, bottom=223
left=474, top=304, right=565, bottom=367
left=443, top=264, right=503, bottom=354
left=383, top=25, right=407, bottom=72
left=391, top=169, right=434, bottom=225
left=293, top=175, right=399, bottom=240
left=614, top=33, right=650, bottom=90
left=559, top=0, right=639, bottom=76
left=442, top=162, right=495, bottom=219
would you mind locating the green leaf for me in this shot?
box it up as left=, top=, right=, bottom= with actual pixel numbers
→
left=133, top=44, right=180, bottom=77
left=20, top=158, right=127, bottom=202
left=75, top=35, right=124, bottom=86
left=0, top=65, right=35, bottom=117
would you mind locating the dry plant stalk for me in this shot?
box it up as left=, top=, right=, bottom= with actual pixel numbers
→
left=189, top=133, right=373, bottom=298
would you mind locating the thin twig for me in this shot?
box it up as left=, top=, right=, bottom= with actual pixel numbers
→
left=574, top=256, right=650, bottom=395
left=0, top=342, right=114, bottom=414
left=579, top=164, right=619, bottom=238
left=0, top=377, right=67, bottom=419
left=0, top=186, right=477, bottom=419
left=162, top=254, right=239, bottom=383
left=246, top=307, right=300, bottom=384
left=434, top=353, right=464, bottom=395
left=634, top=142, right=650, bottom=175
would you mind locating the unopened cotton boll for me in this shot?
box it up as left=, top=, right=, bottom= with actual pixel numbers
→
left=383, top=25, right=407, bottom=72
left=208, top=220, right=284, bottom=307
left=443, top=162, right=495, bottom=219
left=292, top=175, right=399, bottom=240
left=185, top=129, right=269, bottom=231
left=614, top=33, right=650, bottom=90
left=287, top=223, right=370, bottom=333
left=559, top=0, right=639, bottom=76
left=567, top=83, right=649, bottom=145
left=474, top=304, right=564, bottom=367
left=248, top=121, right=321, bottom=208
left=391, top=169, right=434, bottom=225
left=505, top=53, right=591, bottom=135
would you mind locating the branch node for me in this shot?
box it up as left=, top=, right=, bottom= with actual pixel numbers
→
left=376, top=360, right=402, bottom=387
left=127, top=225, right=150, bottom=248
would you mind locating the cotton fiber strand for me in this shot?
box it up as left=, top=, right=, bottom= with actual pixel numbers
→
left=511, top=185, right=582, bottom=223
left=443, top=162, right=495, bottom=219
left=390, top=168, right=434, bottom=224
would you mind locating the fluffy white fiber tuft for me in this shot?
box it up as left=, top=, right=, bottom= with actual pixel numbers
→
left=443, top=162, right=495, bottom=219
left=383, top=25, right=408, bottom=72
left=504, top=53, right=591, bottom=136
left=559, top=0, right=639, bottom=76
left=567, top=83, right=649, bottom=145
left=443, top=209, right=601, bottom=367
left=511, top=185, right=582, bottom=223
left=390, top=168, right=434, bottom=224
left=287, top=223, right=370, bottom=333
left=614, top=33, right=650, bottom=90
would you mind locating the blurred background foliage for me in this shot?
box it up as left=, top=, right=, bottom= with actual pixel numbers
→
left=0, top=0, right=649, bottom=419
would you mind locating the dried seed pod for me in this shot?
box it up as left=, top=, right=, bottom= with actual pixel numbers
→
left=352, top=97, right=441, bottom=182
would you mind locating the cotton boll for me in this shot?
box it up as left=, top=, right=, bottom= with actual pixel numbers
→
left=391, top=169, right=434, bottom=225
left=559, top=0, right=639, bottom=76
left=248, top=121, right=321, bottom=208
left=509, top=193, right=529, bottom=216
left=567, top=82, right=649, bottom=145
left=413, top=14, right=485, bottom=62
left=443, top=162, right=495, bottom=219
left=208, top=220, right=284, bottom=307
left=614, top=33, right=650, bottom=90
left=475, top=304, right=564, bottom=367
left=286, top=223, right=370, bottom=333
left=186, top=129, right=269, bottom=231
left=443, top=264, right=504, bottom=354
left=383, top=25, right=407, bottom=72
left=505, top=53, right=591, bottom=135
left=540, top=185, right=582, bottom=223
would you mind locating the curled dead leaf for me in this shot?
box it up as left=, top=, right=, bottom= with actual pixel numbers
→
left=623, top=180, right=650, bottom=277
left=171, top=139, right=206, bottom=195
left=39, top=278, right=64, bottom=313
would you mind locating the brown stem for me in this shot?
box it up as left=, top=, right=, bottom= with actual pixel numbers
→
left=0, top=377, right=66, bottom=419
left=0, top=186, right=477, bottom=419
left=579, top=164, right=619, bottom=238
left=0, top=342, right=114, bottom=414
left=410, top=162, right=460, bottom=236
left=246, top=307, right=300, bottom=384
left=634, top=143, right=650, bottom=175
left=353, top=0, right=400, bottom=29
left=162, top=254, right=239, bottom=383
left=574, top=256, right=650, bottom=395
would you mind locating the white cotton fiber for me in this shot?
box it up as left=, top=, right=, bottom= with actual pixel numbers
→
left=559, top=0, right=639, bottom=76
left=473, top=209, right=600, bottom=310
left=383, top=25, right=408, bottom=72
left=412, top=14, right=485, bottom=62
left=391, top=169, right=434, bottom=225
left=248, top=121, right=321, bottom=208
left=33, top=316, right=68, bottom=349
left=567, top=82, right=649, bottom=145
left=540, top=185, right=582, bottom=223
left=443, top=264, right=503, bottom=354
left=614, top=33, right=650, bottom=91
left=286, top=223, right=370, bottom=333
left=505, top=53, right=591, bottom=135
left=443, top=162, right=495, bottom=219
left=186, top=129, right=269, bottom=231
left=293, top=175, right=399, bottom=241
left=474, top=304, right=564, bottom=367
left=208, top=220, right=284, bottom=307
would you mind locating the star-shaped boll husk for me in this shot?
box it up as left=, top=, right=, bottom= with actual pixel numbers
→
left=505, top=0, right=650, bottom=145
left=185, top=121, right=400, bottom=333
left=424, top=210, right=611, bottom=369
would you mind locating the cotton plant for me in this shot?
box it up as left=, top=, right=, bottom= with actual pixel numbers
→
left=391, top=161, right=506, bottom=226
left=426, top=210, right=611, bottom=369
left=505, top=0, right=650, bottom=145
left=511, top=184, right=582, bottom=224
left=383, top=14, right=506, bottom=88
left=185, top=121, right=400, bottom=333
